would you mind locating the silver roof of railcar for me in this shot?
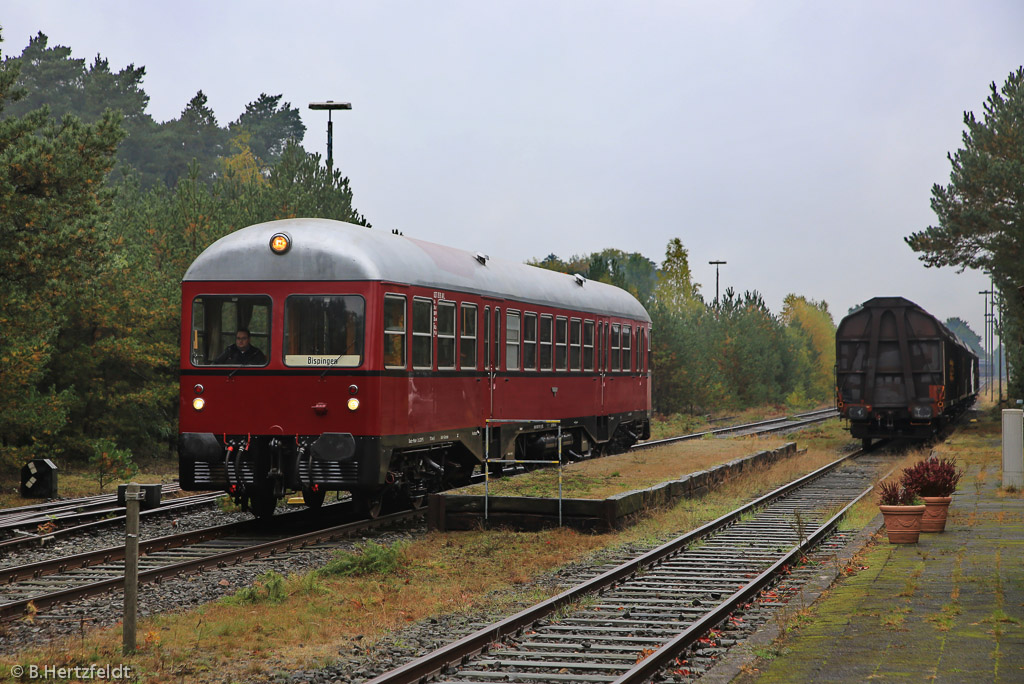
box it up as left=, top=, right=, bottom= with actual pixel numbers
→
left=183, top=218, right=651, bottom=322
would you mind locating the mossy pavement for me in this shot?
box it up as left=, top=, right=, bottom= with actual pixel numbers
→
left=725, top=427, right=1024, bottom=683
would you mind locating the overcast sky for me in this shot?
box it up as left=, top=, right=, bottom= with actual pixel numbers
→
left=4, top=1, right=1021, bottom=338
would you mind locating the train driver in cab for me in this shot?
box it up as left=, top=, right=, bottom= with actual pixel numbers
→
left=214, top=328, right=266, bottom=365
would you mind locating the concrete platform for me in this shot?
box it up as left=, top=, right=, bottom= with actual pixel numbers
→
left=721, top=454, right=1024, bottom=683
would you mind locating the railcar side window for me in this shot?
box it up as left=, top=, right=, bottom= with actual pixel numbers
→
left=622, top=325, right=632, bottom=371
left=555, top=317, right=568, bottom=371
left=570, top=318, right=582, bottom=371
left=583, top=320, right=595, bottom=371
left=506, top=311, right=521, bottom=371
left=637, top=327, right=646, bottom=372
left=460, top=303, right=477, bottom=369
left=384, top=294, right=407, bottom=369
left=283, top=295, right=365, bottom=368
left=190, top=295, right=271, bottom=366
left=413, top=298, right=433, bottom=369
left=610, top=324, right=621, bottom=371
left=523, top=313, right=538, bottom=370
left=540, top=315, right=553, bottom=371
left=437, top=301, right=456, bottom=369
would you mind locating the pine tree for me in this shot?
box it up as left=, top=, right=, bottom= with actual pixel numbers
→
left=905, top=67, right=1024, bottom=396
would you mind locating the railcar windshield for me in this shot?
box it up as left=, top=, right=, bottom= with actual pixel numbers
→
left=285, top=295, right=365, bottom=367
left=190, top=295, right=271, bottom=366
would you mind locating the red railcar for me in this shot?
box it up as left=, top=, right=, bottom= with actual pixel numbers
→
left=179, top=219, right=652, bottom=516
left=835, top=296, right=978, bottom=446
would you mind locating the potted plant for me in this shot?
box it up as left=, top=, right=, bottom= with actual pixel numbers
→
left=900, top=456, right=963, bottom=532
left=877, top=479, right=925, bottom=543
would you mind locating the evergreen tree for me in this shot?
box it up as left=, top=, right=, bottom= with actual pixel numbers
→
left=905, top=67, right=1024, bottom=396
left=229, top=93, right=305, bottom=165
left=945, top=317, right=984, bottom=357
left=0, top=31, right=125, bottom=467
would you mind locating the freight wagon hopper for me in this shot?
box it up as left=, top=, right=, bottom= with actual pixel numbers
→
left=836, top=296, right=978, bottom=446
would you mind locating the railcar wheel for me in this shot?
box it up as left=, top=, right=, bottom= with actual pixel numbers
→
left=249, top=492, right=278, bottom=519
left=302, top=487, right=326, bottom=509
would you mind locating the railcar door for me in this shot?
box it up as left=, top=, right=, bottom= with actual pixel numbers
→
left=598, top=320, right=607, bottom=411
left=483, top=301, right=501, bottom=419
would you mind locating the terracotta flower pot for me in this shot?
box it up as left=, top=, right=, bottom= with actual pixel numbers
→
left=920, top=496, right=953, bottom=532
left=879, top=504, right=925, bottom=543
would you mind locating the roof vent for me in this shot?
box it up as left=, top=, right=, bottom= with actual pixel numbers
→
left=475, top=252, right=489, bottom=265
left=574, top=273, right=586, bottom=286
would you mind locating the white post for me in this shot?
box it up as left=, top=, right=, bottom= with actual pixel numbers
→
left=1002, top=409, right=1024, bottom=489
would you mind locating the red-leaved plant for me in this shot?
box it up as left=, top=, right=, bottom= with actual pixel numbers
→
left=900, top=456, right=964, bottom=497
left=876, top=479, right=919, bottom=506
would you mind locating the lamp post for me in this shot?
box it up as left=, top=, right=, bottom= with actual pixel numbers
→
left=308, top=101, right=352, bottom=171
left=980, top=289, right=993, bottom=396
left=709, top=260, right=726, bottom=305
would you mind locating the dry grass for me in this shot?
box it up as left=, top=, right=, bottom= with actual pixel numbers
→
left=0, top=457, right=177, bottom=509
left=458, top=437, right=779, bottom=499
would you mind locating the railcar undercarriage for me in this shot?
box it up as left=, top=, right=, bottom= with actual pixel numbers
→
left=179, top=415, right=650, bottom=518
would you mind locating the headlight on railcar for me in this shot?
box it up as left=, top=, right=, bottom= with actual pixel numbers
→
left=192, top=397, right=205, bottom=411
left=911, top=405, right=933, bottom=420
left=847, top=406, right=867, bottom=420
left=347, top=397, right=360, bottom=411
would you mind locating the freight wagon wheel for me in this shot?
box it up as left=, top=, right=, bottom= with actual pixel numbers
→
left=352, top=492, right=383, bottom=519
left=302, top=487, right=326, bottom=509
left=248, top=492, right=278, bottom=519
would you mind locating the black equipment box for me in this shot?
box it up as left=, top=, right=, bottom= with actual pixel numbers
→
left=117, top=483, right=163, bottom=510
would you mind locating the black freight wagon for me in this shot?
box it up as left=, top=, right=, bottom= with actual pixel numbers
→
left=835, top=296, right=978, bottom=445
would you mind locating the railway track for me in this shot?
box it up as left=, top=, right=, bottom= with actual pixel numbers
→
left=0, top=504, right=420, bottom=622
left=0, top=490, right=227, bottom=552
left=638, top=408, right=836, bottom=449
left=362, top=446, right=886, bottom=684
left=0, top=408, right=837, bottom=625
left=0, top=483, right=182, bottom=529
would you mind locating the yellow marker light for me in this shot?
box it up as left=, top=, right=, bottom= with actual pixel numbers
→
left=192, top=397, right=206, bottom=411
left=270, top=232, right=291, bottom=254
left=347, top=397, right=360, bottom=411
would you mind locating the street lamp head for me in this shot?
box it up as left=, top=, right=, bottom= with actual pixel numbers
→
left=308, top=101, right=352, bottom=110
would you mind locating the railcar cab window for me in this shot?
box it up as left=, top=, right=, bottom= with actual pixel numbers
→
left=190, top=295, right=271, bottom=366
left=284, top=295, right=365, bottom=367
left=384, top=295, right=407, bottom=368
